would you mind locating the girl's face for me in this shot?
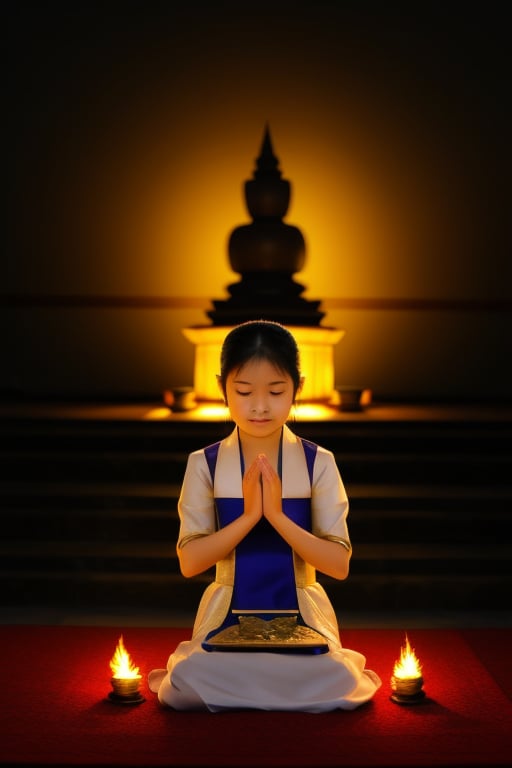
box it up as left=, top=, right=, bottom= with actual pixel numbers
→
left=224, top=357, right=297, bottom=438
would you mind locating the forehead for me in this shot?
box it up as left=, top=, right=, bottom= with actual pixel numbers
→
left=228, top=358, right=290, bottom=383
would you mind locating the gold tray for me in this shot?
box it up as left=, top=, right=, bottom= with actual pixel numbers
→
left=204, top=615, right=329, bottom=651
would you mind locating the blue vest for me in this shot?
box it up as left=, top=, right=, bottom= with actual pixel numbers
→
left=201, top=437, right=328, bottom=654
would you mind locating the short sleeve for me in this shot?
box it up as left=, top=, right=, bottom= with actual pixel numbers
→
left=177, top=449, right=217, bottom=549
left=310, top=446, right=350, bottom=544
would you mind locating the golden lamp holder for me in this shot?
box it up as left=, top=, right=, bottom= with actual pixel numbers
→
left=108, top=676, right=146, bottom=706
left=390, top=674, right=426, bottom=705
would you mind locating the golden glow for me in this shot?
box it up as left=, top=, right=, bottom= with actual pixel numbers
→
left=392, top=634, right=422, bottom=680
left=144, top=406, right=172, bottom=420
left=145, top=402, right=346, bottom=422
left=109, top=636, right=141, bottom=680
left=182, top=325, right=344, bottom=403
left=360, top=389, right=372, bottom=407
left=193, top=403, right=339, bottom=422
left=142, top=388, right=372, bottom=423
left=93, top=117, right=449, bottom=304
left=115, top=122, right=423, bottom=299
left=293, top=403, right=335, bottom=420
left=192, top=403, right=230, bottom=420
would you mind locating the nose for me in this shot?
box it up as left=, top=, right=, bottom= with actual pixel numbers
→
left=251, top=398, right=269, bottom=414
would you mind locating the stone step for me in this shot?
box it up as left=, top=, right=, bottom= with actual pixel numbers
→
left=2, top=403, right=511, bottom=616
left=1, top=540, right=509, bottom=576
left=2, top=568, right=507, bottom=613
left=2, top=479, right=510, bottom=502
left=1, top=482, right=510, bottom=545
left=1, top=500, right=507, bottom=546
left=1, top=449, right=509, bottom=484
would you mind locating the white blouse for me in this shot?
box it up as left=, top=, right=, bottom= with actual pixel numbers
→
left=177, top=424, right=351, bottom=650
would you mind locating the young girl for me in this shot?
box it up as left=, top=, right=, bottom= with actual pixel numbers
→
left=149, top=320, right=381, bottom=711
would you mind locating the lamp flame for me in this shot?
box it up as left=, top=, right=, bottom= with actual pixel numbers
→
left=109, top=635, right=141, bottom=680
left=393, top=633, right=422, bottom=680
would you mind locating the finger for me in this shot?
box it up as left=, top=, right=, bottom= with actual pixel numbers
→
left=244, top=459, right=261, bottom=480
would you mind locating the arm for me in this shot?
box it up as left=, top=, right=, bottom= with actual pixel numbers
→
left=258, top=453, right=352, bottom=581
left=177, top=451, right=263, bottom=578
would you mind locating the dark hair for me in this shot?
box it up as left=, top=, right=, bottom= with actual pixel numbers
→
left=219, top=320, right=301, bottom=398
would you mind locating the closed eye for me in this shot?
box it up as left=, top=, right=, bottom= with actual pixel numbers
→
left=235, top=390, right=285, bottom=396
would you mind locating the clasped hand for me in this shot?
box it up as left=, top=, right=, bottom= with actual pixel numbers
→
left=242, top=453, right=283, bottom=526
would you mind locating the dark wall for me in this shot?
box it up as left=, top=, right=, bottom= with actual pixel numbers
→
left=3, top=1, right=511, bottom=401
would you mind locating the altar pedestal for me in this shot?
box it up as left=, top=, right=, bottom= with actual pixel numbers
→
left=182, top=325, right=344, bottom=403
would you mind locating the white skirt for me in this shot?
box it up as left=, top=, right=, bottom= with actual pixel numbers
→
left=148, top=635, right=382, bottom=713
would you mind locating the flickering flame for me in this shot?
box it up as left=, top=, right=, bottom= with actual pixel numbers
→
left=109, top=635, right=141, bottom=680
left=393, top=634, right=422, bottom=680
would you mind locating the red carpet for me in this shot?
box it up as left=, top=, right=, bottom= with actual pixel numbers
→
left=1, top=626, right=511, bottom=767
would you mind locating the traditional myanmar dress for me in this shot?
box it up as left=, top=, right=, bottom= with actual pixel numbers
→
left=148, top=424, right=381, bottom=712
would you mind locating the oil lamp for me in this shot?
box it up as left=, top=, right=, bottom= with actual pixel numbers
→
left=108, top=635, right=145, bottom=705
left=163, top=386, right=197, bottom=412
left=390, top=633, right=425, bottom=705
